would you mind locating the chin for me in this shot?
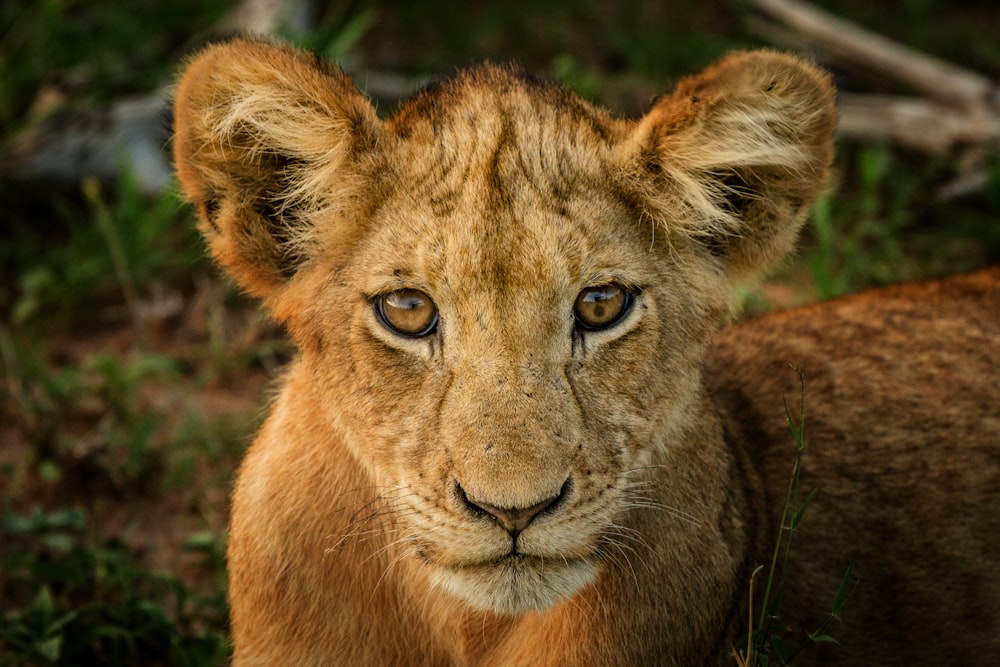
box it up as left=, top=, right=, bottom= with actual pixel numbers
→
left=429, top=554, right=599, bottom=615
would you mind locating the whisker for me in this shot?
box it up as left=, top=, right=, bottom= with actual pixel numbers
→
left=618, top=498, right=703, bottom=527
left=599, top=533, right=641, bottom=587
left=370, top=544, right=417, bottom=601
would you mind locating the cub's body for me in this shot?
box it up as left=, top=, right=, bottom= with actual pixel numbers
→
left=709, top=268, right=1000, bottom=666
left=173, top=38, right=999, bottom=665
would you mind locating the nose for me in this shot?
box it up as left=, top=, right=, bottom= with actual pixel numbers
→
left=456, top=481, right=568, bottom=536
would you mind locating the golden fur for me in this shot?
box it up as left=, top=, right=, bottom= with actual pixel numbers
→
left=173, top=38, right=999, bottom=665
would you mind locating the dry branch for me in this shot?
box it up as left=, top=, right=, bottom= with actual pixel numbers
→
left=837, top=93, right=1000, bottom=154
left=752, top=0, right=993, bottom=109
left=750, top=0, right=1000, bottom=158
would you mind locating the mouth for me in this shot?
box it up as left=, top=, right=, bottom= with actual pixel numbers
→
left=428, top=552, right=599, bottom=614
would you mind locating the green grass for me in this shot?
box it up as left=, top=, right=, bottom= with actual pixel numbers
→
left=732, top=371, right=858, bottom=666
left=1, top=507, right=228, bottom=667
left=1, top=1, right=997, bottom=665
left=2, top=173, right=204, bottom=330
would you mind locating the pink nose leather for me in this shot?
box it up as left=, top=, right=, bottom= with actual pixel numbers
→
left=458, top=485, right=565, bottom=535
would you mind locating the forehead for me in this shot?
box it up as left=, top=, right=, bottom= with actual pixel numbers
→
left=387, top=65, right=624, bottom=214
left=353, top=67, right=651, bottom=295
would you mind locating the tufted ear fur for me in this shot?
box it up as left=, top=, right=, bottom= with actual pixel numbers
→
left=621, top=51, right=837, bottom=283
left=172, top=38, right=382, bottom=303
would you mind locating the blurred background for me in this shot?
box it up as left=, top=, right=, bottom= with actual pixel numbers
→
left=1, top=1, right=998, bottom=664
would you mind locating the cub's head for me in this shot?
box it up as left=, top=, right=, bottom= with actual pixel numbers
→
left=174, top=39, right=835, bottom=614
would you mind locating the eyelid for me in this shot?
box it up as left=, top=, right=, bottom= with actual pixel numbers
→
left=582, top=271, right=644, bottom=293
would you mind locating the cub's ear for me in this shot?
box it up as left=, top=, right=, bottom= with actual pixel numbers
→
left=172, top=38, right=381, bottom=300
left=621, top=51, right=837, bottom=283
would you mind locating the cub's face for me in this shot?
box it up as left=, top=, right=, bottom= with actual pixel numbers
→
left=173, top=40, right=836, bottom=614
left=317, top=104, right=722, bottom=612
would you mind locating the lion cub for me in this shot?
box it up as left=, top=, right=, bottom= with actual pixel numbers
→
left=173, top=38, right=999, bottom=666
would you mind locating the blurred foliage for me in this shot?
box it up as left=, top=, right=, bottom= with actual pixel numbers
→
left=0, top=0, right=230, bottom=132
left=2, top=171, right=204, bottom=328
left=1, top=507, right=228, bottom=666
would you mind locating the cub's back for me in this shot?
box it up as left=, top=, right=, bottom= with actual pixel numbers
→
left=706, top=267, right=1000, bottom=665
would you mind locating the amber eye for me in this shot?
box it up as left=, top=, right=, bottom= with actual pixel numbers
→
left=573, top=284, right=633, bottom=331
left=375, top=289, right=438, bottom=338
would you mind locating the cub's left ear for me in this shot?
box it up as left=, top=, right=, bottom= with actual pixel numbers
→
left=621, top=51, right=837, bottom=283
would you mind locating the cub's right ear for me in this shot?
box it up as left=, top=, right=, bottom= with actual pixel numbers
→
left=172, top=38, right=381, bottom=301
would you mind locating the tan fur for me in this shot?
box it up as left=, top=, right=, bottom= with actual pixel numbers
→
left=172, top=38, right=999, bottom=666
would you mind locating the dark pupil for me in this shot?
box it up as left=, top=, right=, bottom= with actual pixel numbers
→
left=587, top=295, right=611, bottom=319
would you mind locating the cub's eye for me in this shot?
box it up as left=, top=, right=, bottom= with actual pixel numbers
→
left=573, top=284, right=633, bottom=331
left=375, top=289, right=439, bottom=338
